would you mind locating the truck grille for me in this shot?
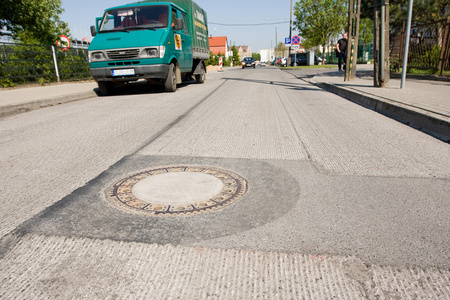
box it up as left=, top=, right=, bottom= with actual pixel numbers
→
left=107, top=49, right=140, bottom=60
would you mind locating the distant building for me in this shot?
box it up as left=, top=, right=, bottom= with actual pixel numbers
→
left=236, top=45, right=252, bottom=61
left=260, top=49, right=275, bottom=63
left=209, top=36, right=230, bottom=59
left=71, top=38, right=90, bottom=49
left=0, top=31, right=13, bottom=43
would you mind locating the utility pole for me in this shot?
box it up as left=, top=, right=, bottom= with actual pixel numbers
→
left=275, top=26, right=278, bottom=63
left=275, top=26, right=278, bottom=48
left=373, top=0, right=390, bottom=87
left=288, top=0, right=293, bottom=66
left=345, top=0, right=361, bottom=81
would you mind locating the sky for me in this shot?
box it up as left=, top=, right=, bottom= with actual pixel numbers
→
left=61, top=0, right=298, bottom=52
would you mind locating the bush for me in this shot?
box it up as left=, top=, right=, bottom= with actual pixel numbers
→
left=206, top=51, right=230, bottom=67
left=0, top=43, right=90, bottom=87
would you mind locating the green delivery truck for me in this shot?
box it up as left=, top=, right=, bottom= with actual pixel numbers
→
left=88, top=0, right=209, bottom=94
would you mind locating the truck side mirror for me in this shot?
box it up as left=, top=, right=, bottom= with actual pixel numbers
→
left=90, top=25, right=97, bottom=37
left=174, top=18, right=184, bottom=31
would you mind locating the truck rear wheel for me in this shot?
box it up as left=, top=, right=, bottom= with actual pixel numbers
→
left=195, top=65, right=205, bottom=84
left=98, top=81, right=115, bottom=96
left=164, top=63, right=177, bottom=92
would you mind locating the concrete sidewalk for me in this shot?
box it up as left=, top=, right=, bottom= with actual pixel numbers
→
left=0, top=81, right=98, bottom=118
left=285, top=65, right=450, bottom=142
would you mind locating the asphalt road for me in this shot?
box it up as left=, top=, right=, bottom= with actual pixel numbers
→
left=1, top=67, right=449, bottom=298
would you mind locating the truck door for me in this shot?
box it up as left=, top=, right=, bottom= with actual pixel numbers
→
left=173, top=10, right=193, bottom=72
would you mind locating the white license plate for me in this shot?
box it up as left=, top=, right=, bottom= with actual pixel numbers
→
left=112, top=69, right=135, bottom=76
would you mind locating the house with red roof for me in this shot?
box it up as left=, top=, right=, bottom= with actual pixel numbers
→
left=209, top=36, right=229, bottom=58
left=236, top=45, right=252, bottom=61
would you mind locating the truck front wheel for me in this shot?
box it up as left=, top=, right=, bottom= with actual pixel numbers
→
left=164, top=63, right=177, bottom=92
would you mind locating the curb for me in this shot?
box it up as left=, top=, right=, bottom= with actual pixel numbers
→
left=309, top=79, right=450, bottom=143
left=0, top=90, right=98, bottom=118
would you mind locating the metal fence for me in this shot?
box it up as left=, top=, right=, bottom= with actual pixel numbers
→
left=0, top=42, right=90, bottom=87
left=390, top=17, right=450, bottom=74
left=324, top=44, right=373, bottom=65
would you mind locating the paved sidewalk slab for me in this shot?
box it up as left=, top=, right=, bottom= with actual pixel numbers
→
left=285, top=66, right=450, bottom=142
left=0, top=82, right=98, bottom=117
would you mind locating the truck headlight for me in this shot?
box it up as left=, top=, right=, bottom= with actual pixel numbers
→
left=89, top=51, right=106, bottom=62
left=142, top=46, right=165, bottom=59
left=146, top=48, right=158, bottom=57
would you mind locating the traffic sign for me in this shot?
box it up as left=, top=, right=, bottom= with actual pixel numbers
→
left=292, top=45, right=300, bottom=50
left=292, top=35, right=301, bottom=45
left=56, top=35, right=71, bottom=51
left=285, top=37, right=291, bottom=45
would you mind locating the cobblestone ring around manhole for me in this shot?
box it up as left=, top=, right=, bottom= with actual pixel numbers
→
left=105, top=166, right=248, bottom=216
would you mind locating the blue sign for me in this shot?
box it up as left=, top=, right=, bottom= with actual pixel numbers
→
left=285, top=37, right=291, bottom=45
left=292, top=35, right=301, bottom=45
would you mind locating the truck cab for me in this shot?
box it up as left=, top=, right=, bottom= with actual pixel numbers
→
left=89, top=1, right=209, bottom=94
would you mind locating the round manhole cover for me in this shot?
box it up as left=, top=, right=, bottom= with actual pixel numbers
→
left=105, top=166, right=248, bottom=216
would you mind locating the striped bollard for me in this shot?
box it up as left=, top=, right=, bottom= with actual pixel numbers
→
left=218, top=57, right=223, bottom=72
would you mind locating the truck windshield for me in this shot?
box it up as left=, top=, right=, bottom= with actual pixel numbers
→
left=99, top=5, right=170, bottom=33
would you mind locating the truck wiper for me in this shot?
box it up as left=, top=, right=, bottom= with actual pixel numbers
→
left=117, top=25, right=157, bottom=33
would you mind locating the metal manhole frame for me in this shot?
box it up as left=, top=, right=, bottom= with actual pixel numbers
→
left=104, top=165, right=248, bottom=216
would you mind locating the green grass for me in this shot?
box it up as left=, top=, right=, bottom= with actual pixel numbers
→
left=282, top=65, right=337, bottom=70
left=392, top=67, right=450, bottom=76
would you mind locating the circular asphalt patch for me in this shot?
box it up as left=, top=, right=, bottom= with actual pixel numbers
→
left=17, top=156, right=300, bottom=245
left=105, top=166, right=248, bottom=216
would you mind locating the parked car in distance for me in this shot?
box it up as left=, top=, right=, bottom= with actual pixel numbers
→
left=242, top=57, right=256, bottom=68
left=290, top=53, right=326, bottom=66
left=260, top=61, right=266, bottom=67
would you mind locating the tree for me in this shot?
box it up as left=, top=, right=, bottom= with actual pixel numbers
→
left=390, top=0, right=449, bottom=30
left=0, top=0, right=69, bottom=45
left=361, top=0, right=450, bottom=30
left=231, top=45, right=240, bottom=64
left=293, top=0, right=347, bottom=63
left=359, top=18, right=374, bottom=45
left=252, top=53, right=261, bottom=61
left=274, top=42, right=287, bottom=60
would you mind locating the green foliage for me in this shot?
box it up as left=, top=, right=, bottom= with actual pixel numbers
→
left=390, top=0, right=449, bottom=30
left=252, top=53, right=261, bottom=61
left=206, top=52, right=230, bottom=67
left=359, top=18, right=374, bottom=45
left=0, top=0, right=70, bottom=45
left=231, top=45, right=240, bottom=64
left=0, top=78, right=14, bottom=88
left=361, top=0, right=450, bottom=31
left=411, top=44, right=442, bottom=68
left=0, top=43, right=90, bottom=86
left=206, top=51, right=218, bottom=65
left=274, top=42, right=287, bottom=58
left=282, top=65, right=336, bottom=70
left=293, top=0, right=347, bottom=50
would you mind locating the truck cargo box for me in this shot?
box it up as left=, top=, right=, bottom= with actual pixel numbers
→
left=139, top=0, right=209, bottom=59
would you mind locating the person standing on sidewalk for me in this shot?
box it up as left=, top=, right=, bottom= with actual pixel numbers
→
left=337, top=32, right=348, bottom=72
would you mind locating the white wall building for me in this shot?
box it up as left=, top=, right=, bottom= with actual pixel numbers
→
left=260, top=49, right=275, bottom=63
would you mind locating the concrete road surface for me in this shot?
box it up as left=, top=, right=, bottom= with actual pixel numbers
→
left=1, top=67, right=449, bottom=299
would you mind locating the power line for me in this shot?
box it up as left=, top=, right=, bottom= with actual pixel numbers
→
left=209, top=21, right=290, bottom=27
